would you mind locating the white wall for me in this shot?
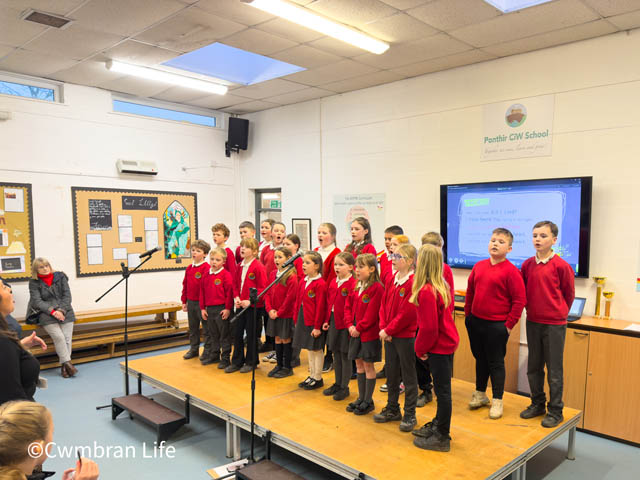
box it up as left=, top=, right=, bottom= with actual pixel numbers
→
left=240, top=29, right=640, bottom=391
left=0, top=83, right=235, bottom=317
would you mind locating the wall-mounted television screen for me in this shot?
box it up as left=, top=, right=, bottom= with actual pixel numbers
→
left=440, top=177, right=592, bottom=277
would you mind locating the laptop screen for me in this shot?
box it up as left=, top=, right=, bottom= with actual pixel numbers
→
left=569, top=297, right=586, bottom=318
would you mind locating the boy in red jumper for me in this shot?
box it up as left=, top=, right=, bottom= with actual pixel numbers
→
left=464, top=228, right=526, bottom=419
left=181, top=239, right=211, bottom=360
left=235, top=221, right=256, bottom=264
left=377, top=225, right=404, bottom=283
left=259, top=219, right=275, bottom=257
left=520, top=221, right=575, bottom=428
left=211, top=223, right=237, bottom=279
left=226, top=238, right=267, bottom=374
left=200, top=247, right=234, bottom=368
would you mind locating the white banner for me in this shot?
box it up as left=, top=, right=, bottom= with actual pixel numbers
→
left=482, top=95, right=554, bottom=161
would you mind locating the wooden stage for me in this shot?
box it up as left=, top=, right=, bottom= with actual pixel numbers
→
left=120, top=350, right=580, bottom=480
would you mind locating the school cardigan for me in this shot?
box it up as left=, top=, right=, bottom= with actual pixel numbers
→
left=235, top=245, right=242, bottom=265
left=379, top=273, right=417, bottom=338
left=325, top=276, right=356, bottom=329
left=294, top=277, right=327, bottom=329
left=181, top=262, right=210, bottom=303
left=345, top=282, right=383, bottom=342
left=415, top=285, right=459, bottom=357
left=265, top=271, right=298, bottom=319
left=521, top=254, right=575, bottom=325
left=223, top=247, right=237, bottom=278
left=233, top=259, right=267, bottom=307
left=260, top=244, right=278, bottom=277
left=315, top=245, right=341, bottom=284
left=377, top=250, right=392, bottom=283
left=344, top=242, right=376, bottom=260
left=293, top=257, right=304, bottom=281
left=443, top=263, right=455, bottom=312
left=199, top=268, right=234, bottom=310
left=464, top=258, right=526, bottom=330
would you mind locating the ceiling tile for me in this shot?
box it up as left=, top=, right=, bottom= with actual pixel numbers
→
left=607, top=9, right=640, bottom=29
left=97, top=75, right=172, bottom=98
left=196, top=0, right=275, bottom=26
left=308, top=0, right=398, bottom=29
left=390, top=48, right=496, bottom=76
left=134, top=7, right=247, bottom=52
left=449, top=0, right=600, bottom=47
left=271, top=45, right=343, bottom=69
left=254, top=18, right=325, bottom=43
left=283, top=59, right=379, bottom=86
left=407, top=0, right=501, bottom=31
left=225, top=99, right=281, bottom=114
left=231, top=79, right=309, bottom=100
left=72, top=0, right=187, bottom=37
left=48, top=57, right=124, bottom=86
left=319, top=69, right=406, bottom=93
left=0, top=5, right=48, bottom=47
left=361, top=12, right=438, bottom=43
left=481, top=19, right=617, bottom=57
left=307, top=36, right=369, bottom=57
left=0, top=43, right=16, bottom=58
left=0, top=0, right=86, bottom=15
left=581, top=0, right=640, bottom=17
left=0, top=48, right=78, bottom=76
left=263, top=87, right=335, bottom=105
left=378, top=0, right=432, bottom=9
left=104, top=40, right=180, bottom=66
left=185, top=93, right=254, bottom=109
left=26, top=24, right=124, bottom=61
left=151, top=85, right=210, bottom=103
left=219, top=28, right=298, bottom=55
left=354, top=33, right=471, bottom=69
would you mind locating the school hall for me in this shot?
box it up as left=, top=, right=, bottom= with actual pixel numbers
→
left=1, top=1, right=639, bottom=479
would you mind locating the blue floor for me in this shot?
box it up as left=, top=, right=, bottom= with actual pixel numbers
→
left=36, top=347, right=637, bottom=479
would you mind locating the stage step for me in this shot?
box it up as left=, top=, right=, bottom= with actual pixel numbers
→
left=236, top=460, right=304, bottom=480
left=111, top=394, right=188, bottom=443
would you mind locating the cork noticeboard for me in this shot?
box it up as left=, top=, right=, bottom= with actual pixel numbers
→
left=72, top=187, right=198, bottom=277
left=0, top=183, right=35, bottom=282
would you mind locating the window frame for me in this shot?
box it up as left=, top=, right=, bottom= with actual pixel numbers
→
left=0, top=70, right=64, bottom=103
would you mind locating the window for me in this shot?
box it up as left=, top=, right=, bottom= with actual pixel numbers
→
left=112, top=98, right=217, bottom=127
left=0, top=72, right=61, bottom=102
left=255, top=189, right=282, bottom=236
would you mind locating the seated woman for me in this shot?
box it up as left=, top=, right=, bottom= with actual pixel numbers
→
left=28, top=258, right=77, bottom=378
left=1, top=282, right=47, bottom=405
left=0, top=400, right=99, bottom=480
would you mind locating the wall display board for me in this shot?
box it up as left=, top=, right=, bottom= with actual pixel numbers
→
left=72, top=187, right=198, bottom=277
left=0, top=182, right=35, bottom=281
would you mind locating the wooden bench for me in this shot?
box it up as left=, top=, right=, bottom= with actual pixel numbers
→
left=18, top=302, right=189, bottom=369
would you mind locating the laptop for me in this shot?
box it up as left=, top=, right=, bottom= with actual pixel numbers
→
left=567, top=297, right=586, bottom=322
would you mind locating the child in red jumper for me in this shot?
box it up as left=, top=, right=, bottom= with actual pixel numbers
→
left=374, top=243, right=418, bottom=432
left=283, top=234, right=305, bottom=281
left=520, top=221, right=575, bottom=428
left=292, top=251, right=327, bottom=390
left=345, top=253, right=384, bottom=416
left=378, top=225, right=404, bottom=284
left=181, top=239, right=211, bottom=360
left=344, top=217, right=377, bottom=260
left=200, top=247, right=234, bottom=368
left=321, top=252, right=356, bottom=401
left=315, top=222, right=341, bottom=284
left=226, top=238, right=267, bottom=374
left=411, top=244, right=459, bottom=452
left=211, top=223, right=237, bottom=279
left=235, top=221, right=256, bottom=264
left=259, top=219, right=275, bottom=257
left=464, top=228, right=526, bottom=419
left=264, top=247, right=298, bottom=378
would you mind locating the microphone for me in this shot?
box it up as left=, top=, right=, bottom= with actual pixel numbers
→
left=282, top=250, right=303, bottom=268
left=139, top=246, right=162, bottom=259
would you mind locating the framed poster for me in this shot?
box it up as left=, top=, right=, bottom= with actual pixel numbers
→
left=292, top=218, right=312, bottom=251
left=0, top=182, right=35, bottom=282
left=72, top=187, right=198, bottom=277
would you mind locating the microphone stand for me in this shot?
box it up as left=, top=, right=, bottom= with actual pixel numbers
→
left=95, top=252, right=156, bottom=409
left=229, top=260, right=298, bottom=463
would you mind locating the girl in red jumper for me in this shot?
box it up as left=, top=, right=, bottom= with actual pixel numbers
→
left=345, top=253, right=383, bottom=416
left=344, top=217, right=376, bottom=260
left=315, top=223, right=341, bottom=284
left=283, top=234, right=305, bottom=281
left=321, top=252, right=356, bottom=401
left=374, top=244, right=418, bottom=431
left=265, top=247, right=298, bottom=378
left=292, top=252, right=327, bottom=390
left=410, top=244, right=459, bottom=452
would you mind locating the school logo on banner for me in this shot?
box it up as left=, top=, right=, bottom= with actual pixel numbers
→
left=362, top=294, right=370, bottom=304
left=248, top=272, right=256, bottom=280
left=214, top=278, right=222, bottom=286
left=399, top=288, right=406, bottom=298
left=341, top=287, right=349, bottom=297
left=308, top=290, right=315, bottom=298
left=195, top=272, right=202, bottom=279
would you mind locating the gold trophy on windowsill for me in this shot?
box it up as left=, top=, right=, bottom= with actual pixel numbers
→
left=603, top=291, right=614, bottom=320
left=593, top=276, right=606, bottom=317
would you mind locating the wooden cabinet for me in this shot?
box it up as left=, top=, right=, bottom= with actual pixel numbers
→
left=561, top=329, right=590, bottom=428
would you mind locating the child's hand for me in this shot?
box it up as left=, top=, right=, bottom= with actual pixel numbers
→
left=311, top=328, right=321, bottom=338
left=322, top=322, right=329, bottom=331
left=201, top=309, right=208, bottom=320
left=349, top=326, right=360, bottom=338
left=62, top=458, right=99, bottom=480
left=182, top=304, right=188, bottom=312
left=269, top=310, right=278, bottom=320
left=234, top=298, right=241, bottom=308
left=240, top=300, right=250, bottom=308
left=221, top=309, right=230, bottom=320
left=420, top=354, right=428, bottom=361
left=379, top=329, right=389, bottom=341
left=506, top=327, right=512, bottom=335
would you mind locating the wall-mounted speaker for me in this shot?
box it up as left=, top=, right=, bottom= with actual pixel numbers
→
left=226, top=117, right=249, bottom=157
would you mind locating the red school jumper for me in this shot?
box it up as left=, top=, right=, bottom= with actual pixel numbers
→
left=379, top=273, right=417, bottom=338
left=181, top=262, right=209, bottom=304
left=222, top=247, right=237, bottom=279
left=264, top=270, right=298, bottom=319
left=294, top=277, right=327, bottom=330
left=345, top=282, right=383, bottom=342
left=443, top=263, right=455, bottom=313
left=199, top=268, right=234, bottom=311
left=415, top=284, right=459, bottom=357
left=315, top=245, right=341, bottom=284
left=325, top=276, right=356, bottom=329
left=344, top=242, right=376, bottom=261
left=377, top=250, right=392, bottom=285
left=233, top=259, right=267, bottom=308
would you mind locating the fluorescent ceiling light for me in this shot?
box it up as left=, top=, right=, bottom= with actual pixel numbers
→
left=105, top=60, right=227, bottom=95
left=482, top=0, right=553, bottom=13
left=242, top=0, right=389, bottom=55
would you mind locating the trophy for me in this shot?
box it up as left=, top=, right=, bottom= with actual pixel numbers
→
left=603, top=291, right=614, bottom=320
left=593, top=276, right=606, bottom=317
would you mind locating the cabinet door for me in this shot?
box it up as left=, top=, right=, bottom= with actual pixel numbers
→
left=453, top=312, right=475, bottom=383
left=563, top=329, right=589, bottom=428
left=584, top=332, right=640, bottom=442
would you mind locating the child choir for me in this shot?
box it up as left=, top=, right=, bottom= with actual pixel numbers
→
left=181, top=217, right=574, bottom=453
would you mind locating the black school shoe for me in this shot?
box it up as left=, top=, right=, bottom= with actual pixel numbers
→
left=218, top=359, right=230, bottom=369
left=304, top=378, right=324, bottom=390
left=399, top=414, right=417, bottom=432
left=413, top=430, right=451, bottom=452
left=333, top=387, right=350, bottom=401
left=268, top=365, right=282, bottom=377
left=373, top=406, right=402, bottom=423
left=520, top=403, right=546, bottom=419
left=541, top=412, right=564, bottom=428
left=183, top=349, right=199, bottom=359
left=354, top=400, right=375, bottom=416
left=273, top=367, right=293, bottom=378
left=416, top=390, right=433, bottom=408
left=322, top=384, right=340, bottom=396
left=298, top=376, right=312, bottom=388
left=224, top=364, right=241, bottom=373
left=346, top=399, right=363, bottom=412
left=412, top=420, right=438, bottom=438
